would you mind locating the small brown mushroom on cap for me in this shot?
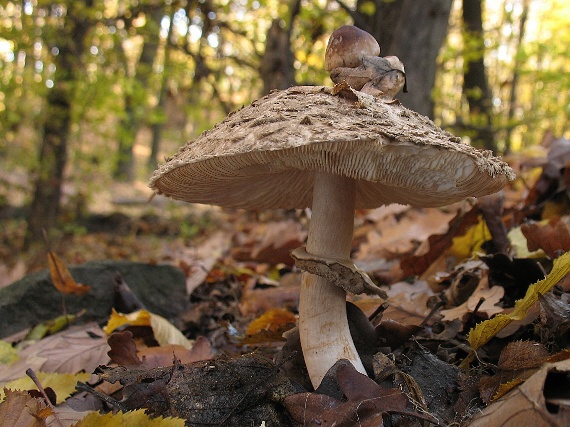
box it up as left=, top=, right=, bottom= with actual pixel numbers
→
left=149, top=84, right=515, bottom=388
left=325, top=25, right=380, bottom=71
left=327, top=25, right=407, bottom=99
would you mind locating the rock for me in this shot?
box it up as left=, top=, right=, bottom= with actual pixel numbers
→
left=0, top=260, right=188, bottom=338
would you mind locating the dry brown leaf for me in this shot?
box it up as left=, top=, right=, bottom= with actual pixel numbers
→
left=232, top=220, right=306, bottom=266
left=468, top=359, right=570, bottom=427
left=521, top=216, right=570, bottom=258
left=47, top=251, right=91, bottom=295
left=400, top=206, right=480, bottom=277
left=498, top=340, right=550, bottom=371
left=440, top=273, right=504, bottom=322
left=0, top=388, right=48, bottom=427
left=284, top=360, right=437, bottom=426
left=0, top=323, right=109, bottom=383
left=357, top=207, right=457, bottom=263
left=0, top=261, right=26, bottom=289
left=176, top=231, right=233, bottom=295
left=239, top=274, right=300, bottom=316
left=380, top=280, right=434, bottom=326
left=250, top=220, right=307, bottom=265
left=138, top=337, right=214, bottom=367
left=479, top=341, right=551, bottom=404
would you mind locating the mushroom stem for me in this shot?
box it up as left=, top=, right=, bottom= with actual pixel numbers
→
left=299, top=171, right=366, bottom=388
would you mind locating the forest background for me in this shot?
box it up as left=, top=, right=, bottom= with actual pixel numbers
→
left=0, top=0, right=569, bottom=258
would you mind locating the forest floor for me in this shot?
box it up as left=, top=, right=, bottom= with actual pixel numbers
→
left=0, top=141, right=570, bottom=426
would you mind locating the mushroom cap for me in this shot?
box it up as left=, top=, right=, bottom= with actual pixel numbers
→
left=150, top=86, right=515, bottom=210
left=325, top=25, right=380, bottom=71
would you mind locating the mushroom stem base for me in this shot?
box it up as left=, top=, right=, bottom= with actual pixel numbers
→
left=299, top=172, right=366, bottom=388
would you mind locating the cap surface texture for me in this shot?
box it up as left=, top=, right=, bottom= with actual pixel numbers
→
left=150, top=86, right=514, bottom=210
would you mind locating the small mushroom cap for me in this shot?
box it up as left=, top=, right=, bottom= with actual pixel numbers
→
left=325, top=25, right=380, bottom=71
left=150, top=86, right=515, bottom=210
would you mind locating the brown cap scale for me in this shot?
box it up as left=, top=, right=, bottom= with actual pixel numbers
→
left=150, top=86, right=514, bottom=388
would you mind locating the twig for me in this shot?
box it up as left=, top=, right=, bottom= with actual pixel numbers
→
left=26, top=368, right=65, bottom=427
left=76, top=381, right=129, bottom=412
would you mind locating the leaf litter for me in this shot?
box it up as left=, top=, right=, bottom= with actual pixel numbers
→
left=1, top=142, right=570, bottom=425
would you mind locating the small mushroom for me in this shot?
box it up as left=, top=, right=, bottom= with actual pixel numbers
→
left=326, top=26, right=407, bottom=100
left=149, top=85, right=514, bottom=388
left=325, top=25, right=380, bottom=71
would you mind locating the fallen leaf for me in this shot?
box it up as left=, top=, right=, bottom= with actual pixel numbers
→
left=441, top=273, right=505, bottom=322
left=47, top=251, right=91, bottom=295
left=103, top=309, right=194, bottom=349
left=108, top=330, right=213, bottom=368
left=177, top=231, right=233, bottom=294
left=73, top=409, right=185, bottom=427
left=400, top=206, right=480, bottom=276
left=521, top=216, right=570, bottom=258
left=25, top=312, right=84, bottom=341
left=380, top=280, right=434, bottom=326
left=0, top=341, right=18, bottom=365
left=284, top=360, right=436, bottom=426
left=468, top=359, right=570, bottom=427
left=478, top=341, right=551, bottom=404
left=360, top=207, right=458, bottom=266
left=240, top=274, right=300, bottom=316
left=1, top=372, right=91, bottom=404
left=243, top=308, right=297, bottom=344
left=0, top=388, right=47, bottom=427
left=468, top=251, right=570, bottom=350
left=0, top=323, right=109, bottom=384
left=107, top=331, right=142, bottom=367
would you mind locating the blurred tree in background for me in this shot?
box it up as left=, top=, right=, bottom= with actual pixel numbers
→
left=0, top=0, right=568, bottom=246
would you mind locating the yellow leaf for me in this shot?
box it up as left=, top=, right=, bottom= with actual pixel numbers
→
left=1, top=372, right=91, bottom=404
left=26, top=312, right=84, bottom=340
left=468, top=251, right=570, bottom=350
left=448, top=217, right=489, bottom=260
left=507, top=226, right=545, bottom=258
left=0, top=341, right=19, bottom=366
left=492, top=378, right=524, bottom=401
left=48, top=251, right=91, bottom=295
left=243, top=308, right=297, bottom=343
left=104, top=309, right=194, bottom=349
left=245, top=308, right=296, bottom=335
left=72, top=409, right=185, bottom=427
left=103, top=308, right=152, bottom=334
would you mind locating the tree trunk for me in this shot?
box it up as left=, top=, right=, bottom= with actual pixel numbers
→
left=356, top=0, right=453, bottom=118
left=504, top=0, right=530, bottom=153
left=25, top=1, right=93, bottom=247
left=259, top=0, right=300, bottom=95
left=462, top=0, right=496, bottom=152
left=149, top=7, right=176, bottom=170
left=115, top=3, right=164, bottom=181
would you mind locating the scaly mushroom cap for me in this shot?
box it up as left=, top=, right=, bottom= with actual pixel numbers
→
left=150, top=86, right=515, bottom=209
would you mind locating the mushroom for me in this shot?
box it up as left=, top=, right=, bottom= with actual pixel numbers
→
left=149, top=85, right=515, bottom=388
left=325, top=25, right=380, bottom=71
left=326, top=25, right=407, bottom=99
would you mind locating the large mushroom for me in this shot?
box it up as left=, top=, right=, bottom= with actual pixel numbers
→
left=150, top=31, right=514, bottom=389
